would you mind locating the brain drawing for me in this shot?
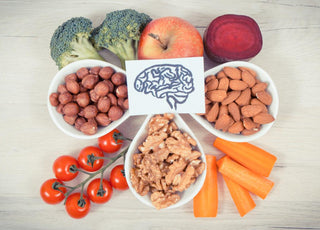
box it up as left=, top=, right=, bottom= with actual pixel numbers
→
left=134, top=64, right=194, bottom=110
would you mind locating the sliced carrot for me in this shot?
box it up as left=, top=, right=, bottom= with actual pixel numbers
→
left=213, top=137, right=277, bottom=177
left=217, top=156, right=274, bottom=199
left=193, top=155, right=218, bottom=217
left=223, top=175, right=256, bottom=217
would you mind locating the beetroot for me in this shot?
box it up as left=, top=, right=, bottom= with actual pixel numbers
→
left=204, top=14, right=263, bottom=63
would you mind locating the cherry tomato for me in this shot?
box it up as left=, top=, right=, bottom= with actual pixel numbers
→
left=40, top=178, right=66, bottom=204
left=110, top=164, right=129, bottom=190
left=87, top=178, right=113, bottom=204
left=78, top=146, right=104, bottom=172
left=98, top=129, right=123, bottom=153
left=65, top=193, right=90, bottom=219
left=53, top=155, right=79, bottom=181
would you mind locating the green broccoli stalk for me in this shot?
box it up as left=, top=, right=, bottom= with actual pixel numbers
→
left=91, top=9, right=152, bottom=69
left=50, top=17, right=104, bottom=69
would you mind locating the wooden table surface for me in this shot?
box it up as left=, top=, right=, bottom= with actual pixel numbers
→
left=1, top=0, right=320, bottom=229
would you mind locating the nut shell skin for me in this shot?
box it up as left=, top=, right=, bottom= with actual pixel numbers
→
left=108, top=106, right=123, bottom=121
left=63, top=102, right=80, bottom=116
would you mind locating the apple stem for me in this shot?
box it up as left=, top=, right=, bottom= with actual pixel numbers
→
left=148, top=33, right=167, bottom=50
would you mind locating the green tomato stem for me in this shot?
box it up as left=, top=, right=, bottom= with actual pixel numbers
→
left=63, top=147, right=128, bottom=204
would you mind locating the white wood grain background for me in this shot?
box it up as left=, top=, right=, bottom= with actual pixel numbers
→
left=0, top=0, right=320, bottom=229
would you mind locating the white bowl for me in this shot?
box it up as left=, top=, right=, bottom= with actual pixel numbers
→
left=124, top=114, right=207, bottom=210
left=190, top=61, right=279, bottom=142
left=47, top=59, right=129, bottom=139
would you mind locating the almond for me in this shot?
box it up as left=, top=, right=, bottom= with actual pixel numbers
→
left=221, top=90, right=241, bottom=105
left=218, top=104, right=228, bottom=118
left=217, top=70, right=227, bottom=79
left=235, top=88, right=251, bottom=106
left=253, top=113, right=275, bottom=124
left=239, top=66, right=257, bottom=78
left=252, top=82, right=268, bottom=95
left=241, top=71, right=256, bottom=88
left=241, top=128, right=260, bottom=136
left=215, top=114, right=234, bottom=132
left=251, top=98, right=268, bottom=113
left=205, top=97, right=212, bottom=104
left=223, top=67, right=241, bottom=80
left=256, top=90, right=273, bottom=105
left=218, top=77, right=229, bottom=91
left=228, top=121, right=244, bottom=134
left=206, top=90, right=227, bottom=102
left=207, top=78, right=219, bottom=91
left=229, top=80, right=248, bottom=90
left=205, top=75, right=216, bottom=83
left=205, top=102, right=219, bottom=122
left=228, top=102, right=241, bottom=121
left=241, top=105, right=263, bottom=117
left=243, top=117, right=260, bottom=130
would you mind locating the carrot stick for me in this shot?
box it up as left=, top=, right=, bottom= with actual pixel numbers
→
left=213, top=137, right=277, bottom=177
left=217, top=156, right=274, bottom=199
left=193, top=155, right=218, bottom=217
left=223, top=175, right=256, bottom=217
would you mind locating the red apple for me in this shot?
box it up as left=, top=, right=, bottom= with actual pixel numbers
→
left=138, top=17, right=203, bottom=59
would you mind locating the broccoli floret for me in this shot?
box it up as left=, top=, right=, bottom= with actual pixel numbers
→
left=92, top=9, right=152, bottom=69
left=50, top=17, right=104, bottom=69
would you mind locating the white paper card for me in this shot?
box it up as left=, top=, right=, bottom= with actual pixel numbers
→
left=125, top=57, right=205, bottom=115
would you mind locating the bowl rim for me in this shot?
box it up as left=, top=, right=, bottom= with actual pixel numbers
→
left=191, top=61, right=279, bottom=142
left=47, top=59, right=130, bottom=139
left=124, top=113, right=207, bottom=210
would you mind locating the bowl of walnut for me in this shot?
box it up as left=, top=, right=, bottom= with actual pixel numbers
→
left=191, top=61, right=279, bottom=142
left=124, top=113, right=207, bottom=210
left=47, top=59, right=130, bottom=139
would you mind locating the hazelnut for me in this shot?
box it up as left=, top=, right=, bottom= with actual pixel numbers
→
left=57, top=84, right=68, bottom=94
left=65, top=73, right=78, bottom=82
left=80, top=119, right=98, bottom=135
left=108, top=105, right=123, bottom=121
left=99, top=66, right=114, bottom=79
left=63, top=102, right=80, bottom=116
left=90, top=89, right=100, bottom=103
left=75, top=117, right=86, bottom=130
left=76, top=92, right=90, bottom=107
left=107, top=93, right=117, bottom=105
left=94, top=81, right=109, bottom=97
left=83, top=105, right=98, bottom=119
left=49, top=93, right=59, bottom=106
left=96, top=113, right=112, bottom=126
left=104, top=79, right=114, bottom=92
left=90, top=66, right=101, bottom=75
left=63, top=115, right=77, bottom=125
left=118, top=98, right=129, bottom=110
left=76, top=67, right=89, bottom=79
left=97, top=97, right=111, bottom=113
left=117, top=97, right=125, bottom=110
left=56, top=104, right=64, bottom=114
left=115, top=84, right=128, bottom=98
left=123, top=98, right=129, bottom=110
left=66, top=79, right=80, bottom=94
left=82, top=74, right=99, bottom=89
left=111, top=72, right=126, bottom=86
left=58, top=92, right=73, bottom=105
left=79, top=83, right=88, bottom=92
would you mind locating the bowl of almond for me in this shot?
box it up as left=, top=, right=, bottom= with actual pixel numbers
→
left=47, top=59, right=130, bottom=139
left=124, top=113, right=206, bottom=210
left=191, top=61, right=279, bottom=142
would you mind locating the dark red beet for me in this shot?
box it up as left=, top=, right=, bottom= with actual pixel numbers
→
left=204, top=14, right=263, bottom=63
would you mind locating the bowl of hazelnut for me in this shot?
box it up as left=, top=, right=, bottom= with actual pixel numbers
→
left=47, top=59, right=130, bottom=139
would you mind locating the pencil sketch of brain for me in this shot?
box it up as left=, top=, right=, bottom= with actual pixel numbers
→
left=134, top=64, right=194, bottom=110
